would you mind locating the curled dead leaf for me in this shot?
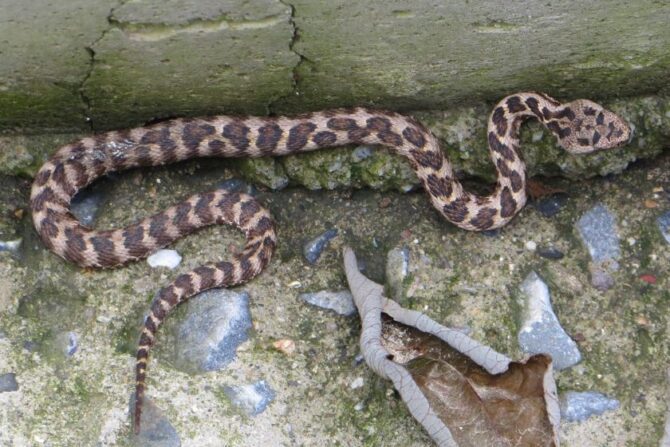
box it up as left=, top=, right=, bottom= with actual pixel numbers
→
left=343, top=247, right=560, bottom=447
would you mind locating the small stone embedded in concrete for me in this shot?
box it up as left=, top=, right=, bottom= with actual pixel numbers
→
left=130, top=393, right=180, bottom=447
left=303, top=229, right=338, bottom=264
left=537, top=246, right=564, bottom=260
left=517, top=272, right=582, bottom=370
left=351, top=146, right=373, bottom=162
left=386, top=246, right=410, bottom=301
left=349, top=377, right=364, bottom=389
left=218, top=178, right=258, bottom=196
left=577, top=203, right=620, bottom=265
left=70, top=189, right=104, bottom=227
left=534, top=194, right=568, bottom=217
left=299, top=290, right=356, bottom=316
left=0, top=238, right=21, bottom=253
left=147, top=249, right=182, bottom=269
left=0, top=373, right=18, bottom=392
left=559, top=391, right=620, bottom=422
left=657, top=210, right=670, bottom=244
left=589, top=264, right=615, bottom=292
left=55, top=331, right=78, bottom=357
left=164, top=289, right=252, bottom=374
left=223, top=380, right=275, bottom=416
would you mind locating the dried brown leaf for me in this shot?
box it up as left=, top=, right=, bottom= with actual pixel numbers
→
left=343, top=247, right=559, bottom=447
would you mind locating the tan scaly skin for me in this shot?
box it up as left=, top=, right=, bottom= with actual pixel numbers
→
left=29, top=92, right=630, bottom=433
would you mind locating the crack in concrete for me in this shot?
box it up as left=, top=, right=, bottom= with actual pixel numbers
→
left=110, top=13, right=287, bottom=41
left=268, top=0, right=309, bottom=115
left=77, top=1, right=303, bottom=127
left=78, top=0, right=128, bottom=131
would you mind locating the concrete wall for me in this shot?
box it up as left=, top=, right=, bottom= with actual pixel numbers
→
left=1, top=0, right=669, bottom=132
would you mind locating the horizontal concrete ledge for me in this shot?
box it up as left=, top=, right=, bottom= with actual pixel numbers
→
left=0, top=0, right=669, bottom=132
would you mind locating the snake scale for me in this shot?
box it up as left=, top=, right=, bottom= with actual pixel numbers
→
left=29, top=92, right=630, bottom=433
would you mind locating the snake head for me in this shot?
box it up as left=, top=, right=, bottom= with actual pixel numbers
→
left=554, top=99, right=631, bottom=155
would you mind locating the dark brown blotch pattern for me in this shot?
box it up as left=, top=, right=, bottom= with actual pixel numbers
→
left=425, top=174, right=453, bottom=198
left=312, top=131, right=337, bottom=147
left=402, top=127, right=426, bottom=148
left=442, top=198, right=469, bottom=223
left=148, top=213, right=170, bottom=245
left=411, top=149, right=443, bottom=170
left=223, top=121, right=250, bottom=152
left=488, top=132, right=515, bottom=161
left=499, top=187, right=517, bottom=218
left=469, top=207, right=497, bottom=230
left=256, top=123, right=283, bottom=153
left=491, top=107, right=508, bottom=137
left=506, top=96, right=526, bottom=113
left=366, top=116, right=392, bottom=131
left=194, top=192, right=216, bottom=222
left=327, top=117, right=359, bottom=131
left=122, top=225, right=147, bottom=258
left=287, top=122, right=317, bottom=151
left=91, top=235, right=118, bottom=265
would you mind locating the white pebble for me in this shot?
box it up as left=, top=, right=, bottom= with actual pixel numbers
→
left=350, top=377, right=365, bottom=389
left=525, top=240, right=537, bottom=251
left=147, top=249, right=182, bottom=269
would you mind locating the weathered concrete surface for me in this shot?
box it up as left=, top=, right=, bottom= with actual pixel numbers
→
left=0, top=1, right=115, bottom=131
left=1, top=0, right=669, bottom=132
left=1, top=150, right=669, bottom=446
left=85, top=0, right=298, bottom=129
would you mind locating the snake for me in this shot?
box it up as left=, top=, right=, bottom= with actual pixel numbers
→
left=29, top=92, right=630, bottom=433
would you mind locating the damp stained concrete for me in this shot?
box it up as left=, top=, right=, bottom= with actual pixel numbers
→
left=0, top=143, right=669, bottom=445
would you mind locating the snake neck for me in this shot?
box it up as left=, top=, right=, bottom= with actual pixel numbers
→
left=425, top=92, right=570, bottom=231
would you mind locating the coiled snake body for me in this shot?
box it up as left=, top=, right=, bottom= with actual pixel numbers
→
left=30, top=93, right=630, bottom=433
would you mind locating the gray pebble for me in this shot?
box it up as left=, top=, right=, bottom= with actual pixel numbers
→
left=589, top=265, right=615, bottom=291
left=657, top=210, right=670, bottom=244
left=0, top=238, right=21, bottom=253
left=0, top=373, right=18, bottom=392
left=537, top=246, right=564, bottom=260
left=223, top=380, right=275, bottom=416
left=163, top=289, right=252, bottom=374
left=218, top=178, right=258, bottom=196
left=303, top=229, right=338, bottom=264
left=351, top=146, right=373, bottom=162
left=560, top=391, right=620, bottom=422
left=299, top=290, right=356, bottom=316
left=517, top=272, right=581, bottom=370
left=130, top=393, right=181, bottom=446
left=577, top=203, right=620, bottom=266
left=55, top=331, right=78, bottom=357
left=534, top=194, right=568, bottom=217
left=70, top=189, right=104, bottom=227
